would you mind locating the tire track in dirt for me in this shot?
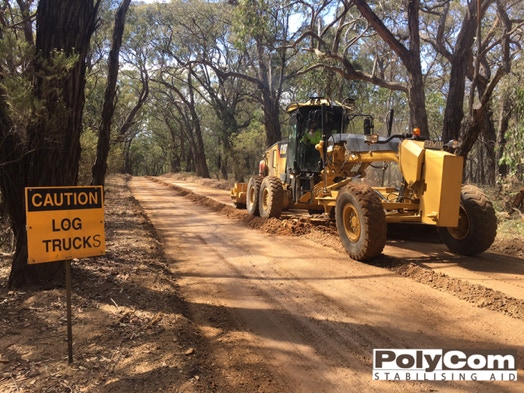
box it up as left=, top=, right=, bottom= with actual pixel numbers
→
left=150, top=176, right=524, bottom=321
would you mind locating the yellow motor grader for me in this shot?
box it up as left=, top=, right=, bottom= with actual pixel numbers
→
left=230, top=97, right=497, bottom=261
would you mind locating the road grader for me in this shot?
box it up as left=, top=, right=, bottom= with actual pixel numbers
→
left=230, top=97, right=497, bottom=261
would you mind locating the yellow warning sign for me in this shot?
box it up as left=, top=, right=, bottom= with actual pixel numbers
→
left=25, top=186, right=105, bottom=264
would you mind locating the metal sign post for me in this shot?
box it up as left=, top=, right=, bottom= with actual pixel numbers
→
left=65, top=260, right=73, bottom=364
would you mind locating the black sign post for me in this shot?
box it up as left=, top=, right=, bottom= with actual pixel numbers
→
left=66, top=260, right=74, bottom=364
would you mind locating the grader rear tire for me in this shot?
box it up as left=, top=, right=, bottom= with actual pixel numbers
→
left=438, top=184, right=497, bottom=255
left=259, top=176, right=283, bottom=219
left=335, top=183, right=386, bottom=261
left=246, top=175, right=263, bottom=216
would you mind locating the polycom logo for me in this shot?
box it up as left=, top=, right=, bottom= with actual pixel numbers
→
left=373, top=349, right=517, bottom=381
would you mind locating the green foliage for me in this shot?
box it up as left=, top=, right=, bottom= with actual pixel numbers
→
left=79, top=0, right=524, bottom=187
left=516, top=86, right=524, bottom=114
left=78, top=127, right=124, bottom=184
left=231, top=0, right=273, bottom=50
left=425, top=91, right=446, bottom=139
left=0, top=25, right=37, bottom=132
left=128, top=131, right=169, bottom=176
left=499, top=86, right=524, bottom=180
left=230, top=109, right=266, bottom=181
left=78, top=128, right=98, bottom=185
left=1, top=73, right=37, bottom=132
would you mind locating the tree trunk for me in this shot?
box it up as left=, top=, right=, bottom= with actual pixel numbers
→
left=255, top=38, right=282, bottom=147
left=0, top=97, right=27, bottom=286
left=442, top=51, right=469, bottom=143
left=404, top=0, right=428, bottom=136
left=405, top=63, right=428, bottom=135
left=441, top=50, right=471, bottom=142
left=457, top=103, right=487, bottom=163
left=216, top=109, right=239, bottom=180
left=262, top=91, right=282, bottom=146
left=123, top=136, right=135, bottom=174
left=92, top=0, right=131, bottom=187
left=441, top=1, right=478, bottom=143
left=352, top=0, right=429, bottom=137
left=192, top=121, right=210, bottom=178
left=480, top=110, right=497, bottom=185
left=0, top=0, right=100, bottom=288
left=496, top=92, right=512, bottom=178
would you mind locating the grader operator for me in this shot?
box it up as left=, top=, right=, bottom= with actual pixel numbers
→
left=231, top=97, right=497, bottom=261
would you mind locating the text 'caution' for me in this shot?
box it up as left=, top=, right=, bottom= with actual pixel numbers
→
left=25, top=186, right=105, bottom=264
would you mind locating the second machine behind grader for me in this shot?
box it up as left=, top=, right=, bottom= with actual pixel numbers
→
left=230, top=97, right=497, bottom=261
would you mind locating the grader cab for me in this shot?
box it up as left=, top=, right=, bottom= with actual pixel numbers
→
left=231, top=97, right=497, bottom=261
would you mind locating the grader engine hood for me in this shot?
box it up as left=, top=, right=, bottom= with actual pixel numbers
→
left=399, top=140, right=464, bottom=227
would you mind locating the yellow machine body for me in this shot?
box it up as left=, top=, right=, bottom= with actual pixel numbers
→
left=230, top=98, right=465, bottom=227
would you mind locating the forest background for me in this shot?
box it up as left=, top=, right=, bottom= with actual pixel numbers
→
left=0, top=0, right=524, bottom=287
left=74, top=0, right=524, bottom=185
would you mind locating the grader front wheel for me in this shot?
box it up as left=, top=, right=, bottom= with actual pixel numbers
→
left=438, top=184, right=497, bottom=255
left=335, top=183, right=387, bottom=261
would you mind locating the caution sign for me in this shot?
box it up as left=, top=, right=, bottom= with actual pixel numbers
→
left=25, top=186, right=105, bottom=264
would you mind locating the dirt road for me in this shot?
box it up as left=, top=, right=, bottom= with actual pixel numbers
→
left=129, top=176, right=523, bottom=393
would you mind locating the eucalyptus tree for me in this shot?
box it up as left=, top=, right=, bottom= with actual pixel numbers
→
left=82, top=0, right=152, bottom=182
left=295, top=0, right=429, bottom=136
left=295, top=0, right=522, bottom=184
left=0, top=0, right=101, bottom=287
left=158, top=67, right=211, bottom=178
left=497, top=59, right=524, bottom=181
left=218, top=0, right=303, bottom=146
left=166, top=0, right=253, bottom=179
left=142, top=1, right=212, bottom=178
left=91, top=0, right=132, bottom=186
left=423, top=0, right=523, bottom=184
left=148, top=90, right=195, bottom=173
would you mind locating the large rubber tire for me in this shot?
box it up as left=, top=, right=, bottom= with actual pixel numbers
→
left=246, top=175, right=263, bottom=216
left=259, top=176, right=284, bottom=219
left=437, top=184, right=497, bottom=255
left=335, top=183, right=387, bottom=261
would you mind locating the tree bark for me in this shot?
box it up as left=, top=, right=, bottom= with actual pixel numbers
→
left=256, top=40, right=282, bottom=147
left=352, top=0, right=429, bottom=137
left=480, top=110, right=497, bottom=185
left=92, top=0, right=131, bottom=187
left=441, top=1, right=481, bottom=143
left=262, top=89, right=282, bottom=146
left=496, top=92, right=512, bottom=178
left=191, top=118, right=210, bottom=178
